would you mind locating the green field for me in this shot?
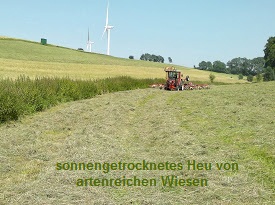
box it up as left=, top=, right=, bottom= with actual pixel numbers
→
left=0, top=37, right=274, bottom=204
left=0, top=37, right=245, bottom=83
left=1, top=82, right=274, bottom=204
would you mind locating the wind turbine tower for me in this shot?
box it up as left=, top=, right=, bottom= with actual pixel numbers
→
left=102, top=1, right=114, bottom=55
left=86, top=28, right=94, bottom=52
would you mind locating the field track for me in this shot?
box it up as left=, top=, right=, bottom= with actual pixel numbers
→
left=1, top=82, right=274, bottom=204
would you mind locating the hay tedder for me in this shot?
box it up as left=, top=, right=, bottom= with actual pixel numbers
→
left=150, top=66, right=210, bottom=91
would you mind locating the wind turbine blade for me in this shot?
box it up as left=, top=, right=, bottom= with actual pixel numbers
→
left=105, top=2, right=109, bottom=26
left=101, top=28, right=106, bottom=39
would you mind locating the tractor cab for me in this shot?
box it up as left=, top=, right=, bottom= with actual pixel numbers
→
left=164, top=67, right=183, bottom=91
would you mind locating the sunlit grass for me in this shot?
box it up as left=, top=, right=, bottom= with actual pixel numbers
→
left=1, top=82, right=274, bottom=204
left=0, top=38, right=246, bottom=83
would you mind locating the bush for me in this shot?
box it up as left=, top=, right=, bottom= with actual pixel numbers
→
left=247, top=75, right=254, bottom=82
left=256, top=73, right=263, bottom=82
left=238, top=74, right=243, bottom=80
left=209, top=73, right=216, bottom=83
left=263, top=67, right=275, bottom=81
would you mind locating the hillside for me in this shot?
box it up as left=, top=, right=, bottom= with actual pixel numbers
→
left=1, top=82, right=274, bottom=204
left=0, top=37, right=245, bottom=83
left=3, top=37, right=272, bottom=204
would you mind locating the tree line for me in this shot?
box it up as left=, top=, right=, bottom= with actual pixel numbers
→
left=140, top=53, right=164, bottom=63
left=194, top=36, right=275, bottom=81
left=194, top=57, right=264, bottom=76
left=129, top=54, right=173, bottom=64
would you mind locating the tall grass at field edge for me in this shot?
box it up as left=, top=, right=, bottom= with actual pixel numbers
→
left=0, top=76, right=164, bottom=123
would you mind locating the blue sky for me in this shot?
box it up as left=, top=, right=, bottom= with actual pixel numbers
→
left=1, top=0, right=275, bottom=67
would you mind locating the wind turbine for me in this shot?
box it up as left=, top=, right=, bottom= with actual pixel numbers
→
left=102, top=1, right=114, bottom=55
left=86, top=28, right=94, bottom=52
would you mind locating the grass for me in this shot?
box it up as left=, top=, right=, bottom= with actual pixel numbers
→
left=0, top=76, right=163, bottom=123
left=0, top=38, right=246, bottom=83
left=1, top=36, right=271, bottom=204
left=1, top=82, right=274, bottom=204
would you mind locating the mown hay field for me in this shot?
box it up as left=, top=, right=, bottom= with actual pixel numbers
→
left=0, top=37, right=272, bottom=204
left=1, top=82, right=274, bottom=204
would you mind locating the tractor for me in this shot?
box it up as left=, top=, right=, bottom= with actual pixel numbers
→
left=150, top=66, right=209, bottom=90
left=164, top=67, right=184, bottom=91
